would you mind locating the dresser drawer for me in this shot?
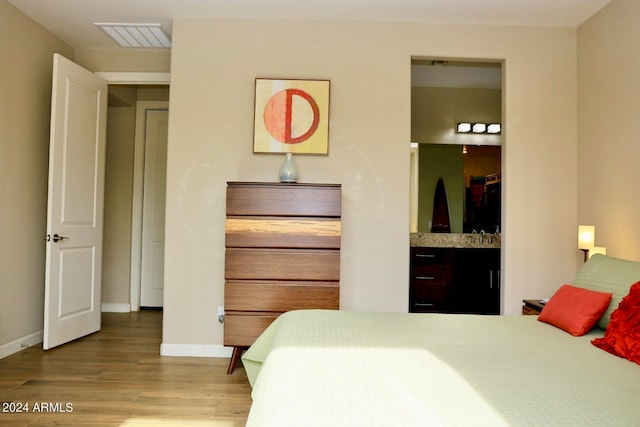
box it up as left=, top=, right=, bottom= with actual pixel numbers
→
left=411, top=301, right=446, bottom=313
left=225, top=248, right=340, bottom=281
left=227, top=183, right=341, bottom=217
left=225, top=281, right=339, bottom=312
left=410, top=259, right=452, bottom=313
left=411, top=247, right=452, bottom=266
left=412, top=283, right=449, bottom=301
left=411, top=265, right=451, bottom=285
left=225, top=217, right=341, bottom=249
left=224, top=313, right=279, bottom=347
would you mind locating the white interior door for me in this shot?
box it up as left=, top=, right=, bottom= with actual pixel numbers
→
left=140, top=110, right=168, bottom=307
left=44, top=54, right=107, bottom=350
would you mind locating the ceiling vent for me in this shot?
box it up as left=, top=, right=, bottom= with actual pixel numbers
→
left=94, top=23, right=171, bottom=48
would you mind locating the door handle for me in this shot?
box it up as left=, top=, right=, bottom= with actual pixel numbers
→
left=45, top=233, right=69, bottom=243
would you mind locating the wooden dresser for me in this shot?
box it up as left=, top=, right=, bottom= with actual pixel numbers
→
left=224, top=182, right=341, bottom=373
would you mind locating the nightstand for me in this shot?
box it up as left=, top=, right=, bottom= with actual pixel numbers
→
left=522, top=299, right=545, bottom=315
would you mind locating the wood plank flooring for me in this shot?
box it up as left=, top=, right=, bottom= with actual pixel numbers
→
left=0, top=311, right=252, bottom=426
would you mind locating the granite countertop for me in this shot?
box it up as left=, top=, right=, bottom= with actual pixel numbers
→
left=410, top=232, right=501, bottom=249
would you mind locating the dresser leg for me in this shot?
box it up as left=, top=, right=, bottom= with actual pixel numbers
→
left=227, top=346, right=246, bottom=375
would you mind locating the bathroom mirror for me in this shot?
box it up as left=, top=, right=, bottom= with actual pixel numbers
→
left=414, top=143, right=501, bottom=233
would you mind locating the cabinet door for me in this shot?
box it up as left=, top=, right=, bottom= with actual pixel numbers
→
left=452, top=249, right=500, bottom=314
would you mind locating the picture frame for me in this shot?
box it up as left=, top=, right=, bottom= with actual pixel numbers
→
left=253, top=78, right=330, bottom=155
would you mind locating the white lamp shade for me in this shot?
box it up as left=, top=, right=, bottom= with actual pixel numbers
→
left=578, top=225, right=595, bottom=249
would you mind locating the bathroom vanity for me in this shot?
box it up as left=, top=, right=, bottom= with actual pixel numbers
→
left=410, top=233, right=500, bottom=314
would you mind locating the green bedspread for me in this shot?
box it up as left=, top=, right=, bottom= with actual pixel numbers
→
left=242, top=309, right=640, bottom=426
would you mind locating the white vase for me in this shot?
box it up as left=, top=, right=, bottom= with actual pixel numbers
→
left=279, top=152, right=299, bottom=183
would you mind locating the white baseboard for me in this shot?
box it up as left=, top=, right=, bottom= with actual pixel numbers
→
left=0, top=330, right=43, bottom=359
left=101, top=303, right=132, bottom=313
left=160, top=343, right=233, bottom=358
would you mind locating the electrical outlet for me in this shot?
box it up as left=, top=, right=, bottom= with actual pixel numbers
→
left=217, top=306, right=225, bottom=324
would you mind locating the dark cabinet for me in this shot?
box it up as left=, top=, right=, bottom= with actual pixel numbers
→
left=450, top=248, right=500, bottom=315
left=409, top=247, right=453, bottom=312
left=410, top=247, right=500, bottom=314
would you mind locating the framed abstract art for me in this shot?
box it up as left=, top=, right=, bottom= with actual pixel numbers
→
left=253, top=78, right=330, bottom=155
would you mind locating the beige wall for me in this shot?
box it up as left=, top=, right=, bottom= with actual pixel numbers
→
left=162, top=19, right=579, bottom=349
left=578, top=0, right=640, bottom=261
left=0, top=0, right=74, bottom=351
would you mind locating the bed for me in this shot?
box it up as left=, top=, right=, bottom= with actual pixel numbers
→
left=241, top=254, right=640, bottom=426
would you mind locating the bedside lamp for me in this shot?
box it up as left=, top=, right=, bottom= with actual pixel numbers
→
left=578, top=225, right=606, bottom=262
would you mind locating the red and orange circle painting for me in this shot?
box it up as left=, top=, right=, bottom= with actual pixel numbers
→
left=253, top=79, right=329, bottom=154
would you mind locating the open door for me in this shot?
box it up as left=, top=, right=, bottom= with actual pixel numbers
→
left=43, top=54, right=108, bottom=350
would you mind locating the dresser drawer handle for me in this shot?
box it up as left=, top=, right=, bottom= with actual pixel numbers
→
left=414, top=303, right=435, bottom=307
left=415, top=276, right=435, bottom=280
left=416, top=253, right=436, bottom=258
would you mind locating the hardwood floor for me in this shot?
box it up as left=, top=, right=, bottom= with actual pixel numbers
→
left=0, top=311, right=252, bottom=426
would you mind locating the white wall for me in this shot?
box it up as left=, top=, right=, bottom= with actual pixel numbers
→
left=162, top=19, right=579, bottom=352
left=578, top=0, right=640, bottom=261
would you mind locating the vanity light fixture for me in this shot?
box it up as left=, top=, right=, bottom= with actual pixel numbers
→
left=456, top=122, right=501, bottom=135
left=487, top=124, right=501, bottom=134
left=457, top=123, right=472, bottom=133
left=472, top=123, right=487, bottom=133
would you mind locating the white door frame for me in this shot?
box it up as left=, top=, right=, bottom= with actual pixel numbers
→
left=96, top=72, right=170, bottom=312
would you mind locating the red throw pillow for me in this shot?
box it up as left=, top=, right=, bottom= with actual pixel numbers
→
left=592, top=281, right=640, bottom=365
left=538, top=284, right=612, bottom=336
